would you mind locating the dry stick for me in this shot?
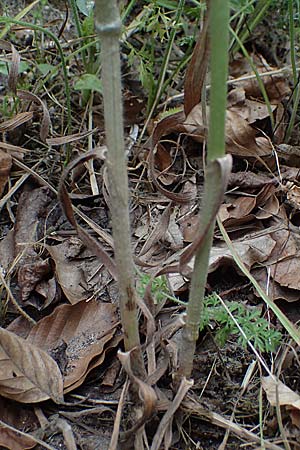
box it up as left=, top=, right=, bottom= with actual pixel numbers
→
left=94, top=1, right=145, bottom=377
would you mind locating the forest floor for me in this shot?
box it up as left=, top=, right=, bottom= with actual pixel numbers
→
left=1, top=1, right=300, bottom=449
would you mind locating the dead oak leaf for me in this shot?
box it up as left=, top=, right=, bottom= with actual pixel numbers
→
left=0, top=327, right=64, bottom=404
left=26, top=300, right=119, bottom=391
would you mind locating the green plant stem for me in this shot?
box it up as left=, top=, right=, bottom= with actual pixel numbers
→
left=177, top=0, right=230, bottom=380
left=68, top=0, right=87, bottom=68
left=94, top=0, right=144, bottom=377
left=0, top=17, right=72, bottom=143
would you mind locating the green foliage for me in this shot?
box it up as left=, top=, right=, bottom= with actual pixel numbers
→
left=74, top=73, right=102, bottom=93
left=137, top=273, right=170, bottom=305
left=201, top=294, right=282, bottom=353
left=230, top=0, right=255, bottom=14
left=37, top=63, right=55, bottom=76
left=138, top=274, right=282, bottom=353
left=76, top=0, right=94, bottom=16
left=69, top=0, right=99, bottom=98
left=0, top=60, right=29, bottom=76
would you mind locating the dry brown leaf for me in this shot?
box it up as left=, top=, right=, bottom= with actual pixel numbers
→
left=0, top=39, right=20, bottom=94
left=150, top=111, right=191, bottom=203
left=139, top=205, right=171, bottom=257
left=184, top=5, right=209, bottom=115
left=206, top=232, right=276, bottom=274
left=18, top=259, right=52, bottom=303
left=225, top=110, right=272, bottom=157
left=265, top=226, right=300, bottom=290
left=255, top=194, right=279, bottom=219
left=0, top=149, right=12, bottom=198
left=229, top=99, right=276, bottom=124
left=230, top=53, right=290, bottom=102
left=228, top=171, right=273, bottom=190
left=0, top=327, right=64, bottom=403
left=17, top=90, right=51, bottom=142
left=180, top=155, right=232, bottom=269
left=183, top=105, right=272, bottom=157
left=26, top=300, right=119, bottom=391
left=286, top=182, right=300, bottom=209
left=220, top=196, right=256, bottom=224
left=0, top=112, right=34, bottom=133
left=47, top=238, right=109, bottom=304
left=65, top=333, right=122, bottom=393
left=165, top=208, right=184, bottom=251
left=4, top=187, right=54, bottom=305
left=262, top=375, right=300, bottom=409
left=46, top=128, right=97, bottom=145
left=270, top=257, right=300, bottom=290
left=253, top=268, right=300, bottom=302
left=0, top=397, right=38, bottom=450
left=118, top=349, right=157, bottom=440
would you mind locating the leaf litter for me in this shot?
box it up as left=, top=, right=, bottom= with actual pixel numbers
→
left=1, top=2, right=300, bottom=449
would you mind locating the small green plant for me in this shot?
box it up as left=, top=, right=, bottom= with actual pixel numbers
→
left=201, top=294, right=282, bottom=352
left=137, top=272, right=170, bottom=305
left=138, top=274, right=281, bottom=353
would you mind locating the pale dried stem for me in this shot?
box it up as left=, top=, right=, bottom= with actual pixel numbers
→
left=94, top=0, right=144, bottom=377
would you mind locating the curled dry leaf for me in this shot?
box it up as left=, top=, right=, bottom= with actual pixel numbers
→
left=208, top=232, right=276, bottom=274
left=0, top=112, right=34, bottom=133
left=0, top=149, right=12, bottom=198
left=183, top=4, right=209, bottom=116
left=47, top=238, right=106, bottom=305
left=118, top=349, right=157, bottom=439
left=18, top=259, right=52, bottom=303
left=138, top=205, right=171, bottom=257
left=46, top=128, right=97, bottom=146
left=27, top=300, right=119, bottom=391
left=0, top=187, right=54, bottom=305
left=0, top=327, right=64, bottom=403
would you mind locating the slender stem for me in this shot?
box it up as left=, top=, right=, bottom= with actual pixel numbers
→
left=94, top=0, right=144, bottom=377
left=208, top=0, right=229, bottom=161
left=68, top=0, right=87, bottom=68
left=177, top=0, right=230, bottom=380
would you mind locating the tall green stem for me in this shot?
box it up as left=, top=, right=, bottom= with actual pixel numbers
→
left=94, top=0, right=144, bottom=377
left=177, top=0, right=230, bottom=380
